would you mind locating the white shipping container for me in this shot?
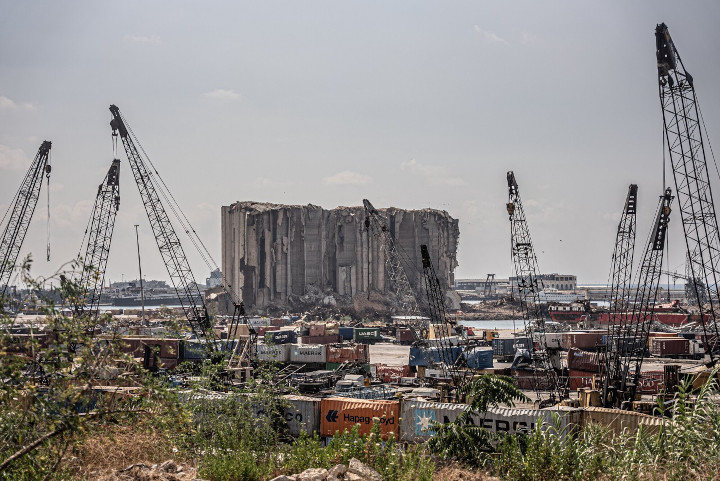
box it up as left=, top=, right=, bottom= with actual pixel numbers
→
left=289, top=344, right=327, bottom=363
left=248, top=317, right=270, bottom=328
left=400, top=400, right=580, bottom=443
left=535, top=332, right=563, bottom=350
left=283, top=395, right=322, bottom=436
left=256, top=343, right=290, bottom=362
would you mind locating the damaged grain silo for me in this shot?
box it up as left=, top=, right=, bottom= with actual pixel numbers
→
left=220, top=201, right=459, bottom=315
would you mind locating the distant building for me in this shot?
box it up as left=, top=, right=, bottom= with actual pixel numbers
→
left=206, top=268, right=223, bottom=289
left=509, top=273, right=577, bottom=293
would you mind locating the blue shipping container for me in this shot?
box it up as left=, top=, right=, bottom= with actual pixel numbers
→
left=339, top=327, right=355, bottom=341
left=464, top=348, right=494, bottom=369
left=409, top=346, right=463, bottom=366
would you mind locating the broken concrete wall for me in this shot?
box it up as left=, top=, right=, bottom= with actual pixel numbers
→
left=221, top=201, right=459, bottom=312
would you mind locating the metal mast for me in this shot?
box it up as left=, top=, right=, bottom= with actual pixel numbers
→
left=363, top=199, right=425, bottom=339
left=74, top=160, right=120, bottom=319
left=656, top=23, right=720, bottom=360
left=602, top=184, right=638, bottom=407
left=506, top=171, right=562, bottom=405
left=620, top=189, right=673, bottom=404
left=0, top=141, right=52, bottom=299
left=109, top=105, right=215, bottom=347
left=420, top=244, right=462, bottom=386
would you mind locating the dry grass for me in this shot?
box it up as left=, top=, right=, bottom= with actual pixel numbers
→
left=67, top=425, right=192, bottom=479
left=433, top=465, right=500, bottom=481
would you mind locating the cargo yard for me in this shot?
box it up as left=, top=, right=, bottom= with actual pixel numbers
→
left=2, top=3, right=720, bottom=481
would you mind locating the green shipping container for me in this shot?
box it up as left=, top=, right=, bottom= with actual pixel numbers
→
left=354, top=327, right=381, bottom=342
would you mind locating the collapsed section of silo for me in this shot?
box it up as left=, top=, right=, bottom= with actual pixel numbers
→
left=221, top=201, right=459, bottom=315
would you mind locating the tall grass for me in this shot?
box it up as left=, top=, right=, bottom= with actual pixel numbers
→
left=492, top=372, right=720, bottom=480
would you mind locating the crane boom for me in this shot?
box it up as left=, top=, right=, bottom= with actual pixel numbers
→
left=506, top=171, right=563, bottom=405
left=0, top=141, right=52, bottom=299
left=109, top=105, right=214, bottom=346
left=602, top=184, right=638, bottom=407
left=656, top=23, right=720, bottom=360
left=363, top=199, right=425, bottom=339
left=74, top=159, right=120, bottom=318
left=620, top=189, right=673, bottom=404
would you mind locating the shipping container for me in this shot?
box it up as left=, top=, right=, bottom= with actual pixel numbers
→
left=492, top=337, right=529, bottom=360
left=309, top=323, right=326, bottom=337
left=582, top=407, right=665, bottom=436
left=290, top=344, right=327, bottom=364
left=339, top=327, right=355, bottom=341
left=535, top=332, right=562, bottom=350
left=568, top=369, right=595, bottom=390
left=408, top=346, right=463, bottom=367
left=320, top=397, right=400, bottom=439
left=561, top=332, right=604, bottom=350
left=399, top=400, right=581, bottom=443
left=300, top=335, right=342, bottom=345
left=375, top=364, right=411, bottom=383
left=567, top=348, right=600, bottom=372
left=325, top=322, right=340, bottom=335
left=512, top=368, right=556, bottom=391
left=464, top=347, right=494, bottom=369
left=117, top=338, right=182, bottom=360
left=248, top=317, right=270, bottom=328
left=256, top=326, right=280, bottom=336
left=256, top=343, right=291, bottom=362
left=326, top=344, right=369, bottom=363
left=269, top=318, right=287, bottom=328
left=353, top=327, right=381, bottom=343
left=395, top=328, right=415, bottom=344
left=266, top=330, right=298, bottom=345
left=428, top=324, right=452, bottom=339
left=650, top=337, right=689, bottom=357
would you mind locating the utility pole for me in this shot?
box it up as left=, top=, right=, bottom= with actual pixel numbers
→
left=135, top=224, right=147, bottom=326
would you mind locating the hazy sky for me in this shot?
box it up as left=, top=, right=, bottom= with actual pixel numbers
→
left=1, top=1, right=720, bottom=289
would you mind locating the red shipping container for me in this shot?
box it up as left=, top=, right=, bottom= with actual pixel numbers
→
left=561, top=332, right=604, bottom=350
left=568, top=369, right=595, bottom=390
left=309, top=324, right=326, bottom=337
left=326, top=344, right=369, bottom=363
left=637, top=370, right=664, bottom=394
left=301, top=335, right=342, bottom=345
left=256, top=326, right=280, bottom=336
left=567, top=348, right=600, bottom=372
left=650, top=338, right=689, bottom=357
left=375, top=364, right=411, bottom=383
left=320, top=397, right=399, bottom=439
left=395, top=328, right=414, bottom=343
left=270, top=318, right=286, bottom=328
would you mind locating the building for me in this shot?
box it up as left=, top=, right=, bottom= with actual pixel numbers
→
left=509, top=273, right=577, bottom=293
left=221, top=201, right=460, bottom=311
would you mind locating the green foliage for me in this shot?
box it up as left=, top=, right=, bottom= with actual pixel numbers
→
left=427, top=374, right=529, bottom=466
left=0, top=258, right=178, bottom=479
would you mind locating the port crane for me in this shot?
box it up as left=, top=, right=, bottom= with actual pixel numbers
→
left=363, top=199, right=426, bottom=340
left=109, top=105, right=252, bottom=362
left=656, top=23, right=720, bottom=360
left=69, top=159, right=121, bottom=321
left=420, top=244, right=464, bottom=389
left=0, top=141, right=52, bottom=302
left=506, top=171, right=563, bottom=406
left=602, top=184, right=639, bottom=407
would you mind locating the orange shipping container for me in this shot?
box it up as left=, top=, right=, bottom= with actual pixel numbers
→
left=326, top=344, right=369, bottom=363
left=320, top=397, right=399, bottom=439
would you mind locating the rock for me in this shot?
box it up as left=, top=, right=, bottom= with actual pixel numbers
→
left=327, top=476, right=340, bottom=481
left=344, top=474, right=365, bottom=481
left=297, top=467, right=329, bottom=481
left=347, top=458, right=382, bottom=481
left=159, top=460, right=178, bottom=473
left=270, top=476, right=298, bottom=481
left=328, top=464, right=347, bottom=477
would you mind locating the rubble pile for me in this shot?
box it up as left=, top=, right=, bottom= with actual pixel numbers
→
left=271, top=458, right=382, bottom=481
left=92, top=460, right=203, bottom=481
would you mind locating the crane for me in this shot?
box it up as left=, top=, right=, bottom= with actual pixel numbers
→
left=72, top=159, right=121, bottom=321
left=108, top=105, right=252, bottom=364
left=109, top=105, right=216, bottom=352
left=506, top=171, right=563, bottom=406
left=656, top=23, right=720, bottom=361
left=617, top=189, right=673, bottom=406
left=602, top=184, right=639, bottom=408
left=420, top=244, right=464, bottom=389
left=0, top=141, right=52, bottom=302
left=363, top=199, right=426, bottom=340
